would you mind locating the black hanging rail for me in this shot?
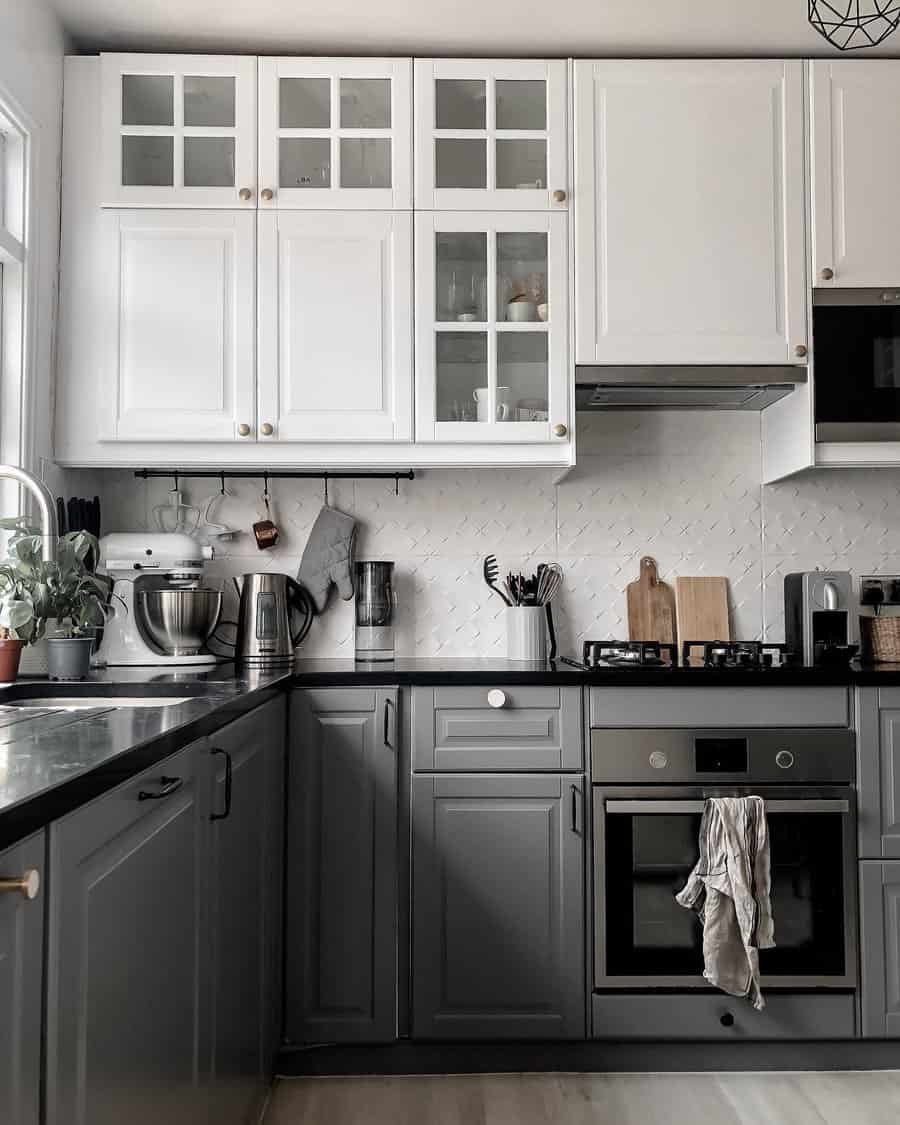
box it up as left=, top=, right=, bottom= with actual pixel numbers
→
left=133, top=469, right=415, bottom=481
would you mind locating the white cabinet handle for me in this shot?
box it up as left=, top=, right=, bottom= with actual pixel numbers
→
left=487, top=689, right=507, bottom=709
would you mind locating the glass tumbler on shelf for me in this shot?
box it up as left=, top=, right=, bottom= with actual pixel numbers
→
left=354, top=561, right=396, bottom=662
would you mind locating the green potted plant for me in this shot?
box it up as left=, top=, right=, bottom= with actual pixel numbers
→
left=0, top=565, right=36, bottom=682
left=0, top=520, right=110, bottom=681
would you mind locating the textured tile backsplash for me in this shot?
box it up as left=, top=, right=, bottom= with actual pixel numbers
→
left=69, top=413, right=900, bottom=658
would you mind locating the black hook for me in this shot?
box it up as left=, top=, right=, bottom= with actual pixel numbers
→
left=220, top=471, right=226, bottom=496
left=323, top=473, right=329, bottom=505
left=395, top=473, right=400, bottom=497
left=171, top=472, right=179, bottom=493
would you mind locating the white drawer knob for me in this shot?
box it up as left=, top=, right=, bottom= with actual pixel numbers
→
left=487, top=689, right=507, bottom=709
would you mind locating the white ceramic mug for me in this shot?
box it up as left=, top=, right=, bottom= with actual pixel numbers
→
left=473, top=387, right=511, bottom=422
left=506, top=300, right=536, bottom=323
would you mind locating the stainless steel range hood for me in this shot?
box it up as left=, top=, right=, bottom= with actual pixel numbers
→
left=575, top=366, right=807, bottom=411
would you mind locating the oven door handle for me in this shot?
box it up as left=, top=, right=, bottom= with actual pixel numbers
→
left=604, top=799, right=849, bottom=815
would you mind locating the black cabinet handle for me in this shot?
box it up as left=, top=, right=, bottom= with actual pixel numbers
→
left=720, top=1012, right=735, bottom=1028
left=571, top=784, right=579, bottom=833
left=383, top=697, right=394, bottom=749
left=209, top=748, right=233, bottom=821
left=138, top=776, right=183, bottom=802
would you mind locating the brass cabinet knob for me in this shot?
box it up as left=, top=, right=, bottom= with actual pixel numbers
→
left=794, top=344, right=809, bottom=358
left=260, top=422, right=274, bottom=436
left=238, top=423, right=251, bottom=437
left=553, top=423, right=568, bottom=438
left=238, top=187, right=253, bottom=201
left=819, top=267, right=835, bottom=281
left=260, top=188, right=274, bottom=201
left=0, top=868, right=40, bottom=900
left=552, top=189, right=567, bottom=202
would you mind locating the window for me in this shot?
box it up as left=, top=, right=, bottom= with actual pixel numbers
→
left=0, top=93, right=29, bottom=476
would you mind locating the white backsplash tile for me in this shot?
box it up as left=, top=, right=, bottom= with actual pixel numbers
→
left=78, top=413, right=900, bottom=658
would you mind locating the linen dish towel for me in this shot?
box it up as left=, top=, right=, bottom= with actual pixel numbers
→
left=297, top=506, right=357, bottom=614
left=675, top=795, right=775, bottom=1010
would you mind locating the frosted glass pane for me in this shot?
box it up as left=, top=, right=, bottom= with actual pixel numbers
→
left=497, top=232, right=548, bottom=323
left=436, top=232, right=487, bottom=322
left=341, top=79, right=391, bottom=128
left=435, top=138, right=486, bottom=189
left=435, top=79, right=485, bottom=129
left=496, top=80, right=547, bottom=130
left=436, top=333, right=487, bottom=423
left=122, top=75, right=173, bottom=126
left=184, top=137, right=235, bottom=187
left=280, top=138, right=331, bottom=188
left=280, top=78, right=330, bottom=128
left=122, top=135, right=173, bottom=186
left=340, top=138, right=391, bottom=188
left=183, top=76, right=235, bottom=127
left=498, top=333, right=549, bottom=421
left=496, top=139, right=546, bottom=189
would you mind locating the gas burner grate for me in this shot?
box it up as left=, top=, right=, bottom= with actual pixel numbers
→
left=582, top=640, right=678, bottom=668
left=681, top=640, right=793, bottom=670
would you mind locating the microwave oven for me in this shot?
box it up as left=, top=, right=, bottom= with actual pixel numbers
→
left=814, top=289, right=900, bottom=441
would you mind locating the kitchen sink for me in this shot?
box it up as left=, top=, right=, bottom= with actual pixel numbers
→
left=1, top=696, right=194, bottom=710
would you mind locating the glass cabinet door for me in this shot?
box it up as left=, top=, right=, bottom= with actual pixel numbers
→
left=415, top=60, right=568, bottom=210
left=100, top=54, right=257, bottom=207
left=416, top=212, right=569, bottom=443
left=258, top=59, right=412, bottom=209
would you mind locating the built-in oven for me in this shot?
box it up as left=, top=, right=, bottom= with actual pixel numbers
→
left=592, top=729, right=857, bottom=994
left=814, top=288, right=900, bottom=442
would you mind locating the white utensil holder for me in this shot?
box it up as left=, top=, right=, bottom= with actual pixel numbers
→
left=506, top=606, right=547, bottom=662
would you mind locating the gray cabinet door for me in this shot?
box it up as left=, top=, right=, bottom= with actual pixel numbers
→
left=46, top=741, right=207, bottom=1125
left=412, top=773, right=585, bottom=1039
left=285, top=687, right=398, bottom=1044
left=0, top=832, right=44, bottom=1125
left=207, top=698, right=285, bottom=1125
left=856, top=690, right=900, bottom=859
left=860, top=860, right=900, bottom=1038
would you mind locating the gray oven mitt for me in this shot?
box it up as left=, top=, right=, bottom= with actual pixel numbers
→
left=298, top=506, right=357, bottom=614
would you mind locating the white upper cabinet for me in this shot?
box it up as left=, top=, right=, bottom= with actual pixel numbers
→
left=415, top=60, right=569, bottom=211
left=257, top=211, right=413, bottom=441
left=100, top=54, right=258, bottom=208
left=101, top=210, right=256, bottom=442
left=258, top=58, right=412, bottom=209
left=810, top=61, right=900, bottom=288
left=573, top=60, right=807, bottom=366
left=415, top=211, right=569, bottom=443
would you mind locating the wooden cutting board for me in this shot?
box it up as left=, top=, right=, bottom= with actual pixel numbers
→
left=626, top=557, right=676, bottom=645
left=675, top=577, right=730, bottom=665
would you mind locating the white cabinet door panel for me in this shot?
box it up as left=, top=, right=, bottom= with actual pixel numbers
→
left=811, top=60, right=900, bottom=288
left=258, top=58, right=412, bottom=210
left=100, top=54, right=257, bottom=208
left=257, top=211, right=413, bottom=441
left=574, top=60, right=806, bottom=366
left=102, top=210, right=256, bottom=442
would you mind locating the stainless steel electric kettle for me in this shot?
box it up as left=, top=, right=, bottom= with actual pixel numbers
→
left=233, top=573, right=314, bottom=666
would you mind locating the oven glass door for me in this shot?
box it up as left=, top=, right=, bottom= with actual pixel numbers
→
left=814, top=303, right=900, bottom=434
left=597, top=795, right=854, bottom=988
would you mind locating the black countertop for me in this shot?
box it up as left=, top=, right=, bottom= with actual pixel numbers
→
left=4, top=655, right=900, bottom=851
left=0, top=664, right=291, bottom=850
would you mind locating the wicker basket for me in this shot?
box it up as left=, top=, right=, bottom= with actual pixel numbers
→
left=859, top=615, right=900, bottom=663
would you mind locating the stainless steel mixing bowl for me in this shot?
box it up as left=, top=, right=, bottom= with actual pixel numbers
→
left=138, top=589, right=223, bottom=656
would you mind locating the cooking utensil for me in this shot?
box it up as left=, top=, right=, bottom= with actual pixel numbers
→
left=138, top=588, right=223, bottom=656
left=537, top=564, right=563, bottom=605
left=252, top=481, right=279, bottom=550
left=483, top=555, right=511, bottom=605
left=233, top=573, right=313, bottom=665
left=626, top=557, right=676, bottom=644
left=675, top=576, right=730, bottom=666
left=545, top=602, right=557, bottom=660
left=56, top=497, right=67, bottom=536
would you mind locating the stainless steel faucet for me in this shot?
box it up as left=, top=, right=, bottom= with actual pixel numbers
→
left=0, top=464, right=58, bottom=562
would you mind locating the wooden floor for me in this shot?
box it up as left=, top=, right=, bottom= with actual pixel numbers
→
left=265, top=1071, right=900, bottom=1124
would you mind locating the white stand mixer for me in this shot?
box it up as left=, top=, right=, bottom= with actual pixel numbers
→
left=94, top=533, right=222, bottom=667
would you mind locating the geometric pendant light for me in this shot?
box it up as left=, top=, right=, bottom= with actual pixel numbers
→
left=809, top=1, right=900, bottom=49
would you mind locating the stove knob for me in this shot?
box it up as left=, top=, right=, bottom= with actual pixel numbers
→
left=720, top=1012, right=735, bottom=1028
left=775, top=749, right=795, bottom=770
left=649, top=750, right=668, bottom=770
left=715, top=652, right=728, bottom=667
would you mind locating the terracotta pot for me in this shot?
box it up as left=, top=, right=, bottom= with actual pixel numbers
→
left=0, top=638, right=24, bottom=683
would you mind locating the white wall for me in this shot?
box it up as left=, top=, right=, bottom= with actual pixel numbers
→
left=0, top=0, right=67, bottom=491
left=71, top=414, right=900, bottom=658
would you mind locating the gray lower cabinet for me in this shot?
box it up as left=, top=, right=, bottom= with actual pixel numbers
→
left=860, top=860, right=900, bottom=1038
left=412, top=773, right=585, bottom=1039
left=0, top=831, right=44, bottom=1125
left=285, top=687, right=398, bottom=1044
left=856, top=688, right=900, bottom=858
left=207, top=698, right=285, bottom=1124
left=46, top=741, right=207, bottom=1125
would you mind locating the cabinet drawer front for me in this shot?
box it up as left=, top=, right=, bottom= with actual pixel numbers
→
left=414, top=686, right=582, bottom=770
left=592, top=993, right=855, bottom=1041
left=590, top=687, right=849, bottom=728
